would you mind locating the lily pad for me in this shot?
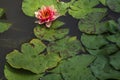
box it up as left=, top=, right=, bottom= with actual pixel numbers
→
left=78, top=12, right=118, bottom=34
left=47, top=36, right=83, bottom=59
left=4, top=64, right=43, bottom=80
left=107, top=0, right=120, bottom=13
left=6, top=39, right=61, bottom=74
left=34, top=20, right=69, bottom=41
left=91, top=55, right=120, bottom=80
left=41, top=74, right=62, bottom=80
left=78, top=12, right=107, bottom=34
left=110, top=51, right=120, bottom=70
left=22, top=0, right=71, bottom=16
left=51, top=55, right=97, bottom=80
left=99, top=0, right=106, bottom=5
left=0, top=22, right=11, bottom=33
left=81, top=34, right=108, bottom=49
left=68, top=0, right=107, bottom=19
left=87, top=44, right=118, bottom=55
left=0, top=8, right=5, bottom=18
left=106, top=33, right=120, bottom=47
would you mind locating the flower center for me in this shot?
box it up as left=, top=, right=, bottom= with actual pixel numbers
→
left=42, top=9, right=51, bottom=19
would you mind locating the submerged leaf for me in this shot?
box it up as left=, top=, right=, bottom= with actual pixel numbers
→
left=6, top=39, right=61, bottom=74
left=47, top=36, right=83, bottom=59
left=4, top=64, right=43, bottom=80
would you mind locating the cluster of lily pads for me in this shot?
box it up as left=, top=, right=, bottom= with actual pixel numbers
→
left=2, top=0, right=120, bottom=80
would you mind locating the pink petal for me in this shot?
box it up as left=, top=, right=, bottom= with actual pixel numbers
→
left=46, top=22, right=52, bottom=28
left=35, top=21, right=44, bottom=24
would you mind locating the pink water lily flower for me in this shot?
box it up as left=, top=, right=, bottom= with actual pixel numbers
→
left=35, top=5, right=60, bottom=28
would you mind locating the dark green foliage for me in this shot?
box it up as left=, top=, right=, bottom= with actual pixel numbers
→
left=4, top=0, right=120, bottom=80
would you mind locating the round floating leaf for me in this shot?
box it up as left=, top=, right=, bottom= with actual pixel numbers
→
left=68, top=0, right=107, bottom=19
left=51, top=55, right=97, bottom=80
left=81, top=34, right=108, bottom=49
left=22, top=0, right=71, bottom=17
left=110, top=51, right=120, bottom=70
left=78, top=12, right=118, bottom=34
left=47, top=36, right=83, bottom=59
left=34, top=21, right=69, bottom=41
left=41, top=74, right=62, bottom=80
left=99, top=0, right=106, bottom=5
left=87, top=44, right=118, bottom=55
left=0, top=22, right=11, bottom=33
left=106, top=33, right=120, bottom=47
left=91, top=55, right=120, bottom=80
left=107, top=0, right=120, bottom=13
left=6, top=39, right=61, bottom=74
left=0, top=8, right=5, bottom=18
left=4, top=64, right=43, bottom=80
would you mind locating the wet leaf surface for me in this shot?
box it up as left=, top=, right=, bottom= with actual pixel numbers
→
left=68, top=0, right=107, bottom=19
left=107, top=0, right=120, bottom=13
left=4, top=64, right=43, bottom=80
left=22, top=0, right=71, bottom=17
left=34, top=20, right=69, bottom=41
left=81, top=34, right=108, bottom=49
left=49, top=55, right=96, bottom=80
left=47, top=36, right=83, bottom=59
left=91, top=55, right=120, bottom=80
left=110, top=51, right=120, bottom=70
left=6, top=39, right=61, bottom=74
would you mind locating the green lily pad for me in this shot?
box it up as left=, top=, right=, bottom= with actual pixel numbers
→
left=107, top=0, right=120, bottom=13
left=78, top=12, right=108, bottom=34
left=0, top=22, right=11, bottom=33
left=41, top=74, right=62, bottom=80
left=91, top=55, right=120, bottom=80
left=99, top=0, right=106, bottom=5
left=0, top=8, right=5, bottom=18
left=87, top=44, right=118, bottom=55
left=4, top=64, right=43, bottom=80
left=78, top=12, right=118, bottom=34
left=81, top=34, right=108, bottom=49
left=106, top=20, right=119, bottom=33
left=6, top=39, right=61, bottom=74
left=47, top=36, right=83, bottom=59
left=34, top=20, right=69, bottom=41
left=51, top=55, right=97, bottom=80
left=110, top=51, right=120, bottom=70
left=68, top=0, right=107, bottom=19
left=106, top=33, right=120, bottom=47
left=22, top=0, right=71, bottom=17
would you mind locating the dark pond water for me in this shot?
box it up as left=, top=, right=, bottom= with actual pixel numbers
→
left=0, top=0, right=80, bottom=79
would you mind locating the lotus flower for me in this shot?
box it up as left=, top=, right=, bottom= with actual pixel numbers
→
left=35, top=5, right=60, bottom=28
